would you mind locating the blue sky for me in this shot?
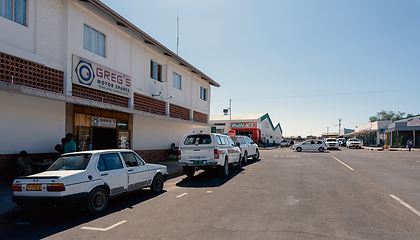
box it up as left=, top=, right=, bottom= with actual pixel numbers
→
left=101, top=0, right=420, bottom=137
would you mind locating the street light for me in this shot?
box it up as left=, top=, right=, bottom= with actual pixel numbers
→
left=223, top=99, right=232, bottom=131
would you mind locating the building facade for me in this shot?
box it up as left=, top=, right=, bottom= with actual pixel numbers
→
left=0, top=0, right=219, bottom=182
left=210, top=113, right=283, bottom=145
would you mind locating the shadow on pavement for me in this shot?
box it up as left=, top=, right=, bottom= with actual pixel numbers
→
left=176, top=159, right=260, bottom=188
left=0, top=189, right=164, bottom=239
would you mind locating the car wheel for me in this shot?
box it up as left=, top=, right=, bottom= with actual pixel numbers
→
left=88, top=187, right=108, bottom=214
left=150, top=174, right=164, bottom=193
left=243, top=151, right=248, bottom=164
left=319, top=147, right=325, bottom=152
left=237, top=154, right=242, bottom=169
left=218, top=158, right=229, bottom=177
left=253, top=149, right=260, bottom=160
left=183, top=166, right=195, bottom=178
left=296, top=147, right=302, bottom=152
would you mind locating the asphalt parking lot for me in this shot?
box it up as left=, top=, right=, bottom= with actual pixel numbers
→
left=1, top=147, right=419, bottom=240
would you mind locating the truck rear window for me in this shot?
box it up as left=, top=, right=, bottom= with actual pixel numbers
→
left=184, top=135, right=212, bottom=145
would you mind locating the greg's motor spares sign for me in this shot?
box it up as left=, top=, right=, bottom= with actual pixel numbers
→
left=72, top=55, right=132, bottom=98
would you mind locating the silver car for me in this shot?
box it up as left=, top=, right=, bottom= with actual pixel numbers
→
left=293, top=139, right=327, bottom=152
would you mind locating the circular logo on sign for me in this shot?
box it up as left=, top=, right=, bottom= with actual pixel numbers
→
left=92, top=116, right=99, bottom=126
left=75, top=60, right=95, bottom=86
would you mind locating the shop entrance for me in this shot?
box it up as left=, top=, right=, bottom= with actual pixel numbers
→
left=92, top=127, right=118, bottom=150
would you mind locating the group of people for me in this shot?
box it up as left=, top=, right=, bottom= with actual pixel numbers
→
left=55, top=133, right=77, bottom=154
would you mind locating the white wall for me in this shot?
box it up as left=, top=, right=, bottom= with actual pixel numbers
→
left=0, top=91, right=66, bottom=154
left=132, top=115, right=193, bottom=150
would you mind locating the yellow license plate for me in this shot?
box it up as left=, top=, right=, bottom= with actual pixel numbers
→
left=26, top=184, right=42, bottom=191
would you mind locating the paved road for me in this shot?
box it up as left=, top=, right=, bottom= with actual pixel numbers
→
left=1, top=148, right=420, bottom=239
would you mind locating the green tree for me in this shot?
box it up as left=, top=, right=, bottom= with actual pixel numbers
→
left=369, top=110, right=413, bottom=122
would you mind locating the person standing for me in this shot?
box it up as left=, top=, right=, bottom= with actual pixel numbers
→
left=406, top=139, right=413, bottom=152
left=64, top=133, right=77, bottom=153
left=86, top=137, right=93, bottom=151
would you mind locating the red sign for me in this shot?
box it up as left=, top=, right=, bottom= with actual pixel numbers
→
left=228, top=130, right=236, bottom=136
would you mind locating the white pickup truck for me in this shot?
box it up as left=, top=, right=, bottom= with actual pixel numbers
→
left=346, top=138, right=362, bottom=149
left=178, top=133, right=242, bottom=177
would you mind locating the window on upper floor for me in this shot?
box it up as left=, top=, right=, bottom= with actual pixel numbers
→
left=150, top=61, right=162, bottom=82
left=173, top=72, right=181, bottom=90
left=0, top=0, right=27, bottom=26
left=200, top=86, right=207, bottom=101
left=84, top=24, right=106, bottom=57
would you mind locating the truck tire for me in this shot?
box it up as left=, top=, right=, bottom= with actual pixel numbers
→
left=218, top=159, right=229, bottom=177
left=183, top=166, right=195, bottom=178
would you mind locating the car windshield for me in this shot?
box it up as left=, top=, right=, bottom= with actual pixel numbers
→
left=184, top=135, right=212, bottom=145
left=47, top=154, right=91, bottom=171
left=326, top=139, right=336, bottom=142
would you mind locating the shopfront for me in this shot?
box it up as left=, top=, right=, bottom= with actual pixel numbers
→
left=231, top=122, right=261, bottom=143
left=73, top=105, right=131, bottom=151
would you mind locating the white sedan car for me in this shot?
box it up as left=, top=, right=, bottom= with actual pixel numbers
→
left=12, top=149, right=168, bottom=214
left=293, top=139, right=327, bottom=152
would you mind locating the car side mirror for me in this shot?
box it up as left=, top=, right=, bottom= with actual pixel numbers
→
left=236, top=142, right=241, bottom=147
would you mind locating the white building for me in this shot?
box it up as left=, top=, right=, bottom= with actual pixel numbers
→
left=0, top=0, right=219, bottom=181
left=210, top=113, right=283, bottom=145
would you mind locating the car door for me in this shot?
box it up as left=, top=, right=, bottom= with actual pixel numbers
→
left=226, top=137, right=240, bottom=163
left=245, top=137, right=256, bottom=156
left=301, top=141, right=312, bottom=150
left=120, top=152, right=151, bottom=191
left=97, top=153, right=128, bottom=195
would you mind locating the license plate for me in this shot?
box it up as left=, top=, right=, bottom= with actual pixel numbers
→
left=193, top=160, right=204, bottom=164
left=26, top=184, right=42, bottom=191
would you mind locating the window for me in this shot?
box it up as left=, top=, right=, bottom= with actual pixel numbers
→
left=150, top=61, right=162, bottom=81
left=173, top=72, right=181, bottom=90
left=200, top=87, right=207, bottom=101
left=97, top=153, right=123, bottom=171
left=184, top=134, right=212, bottom=145
left=84, top=24, right=105, bottom=57
left=0, top=0, right=27, bottom=26
left=121, top=152, right=144, bottom=167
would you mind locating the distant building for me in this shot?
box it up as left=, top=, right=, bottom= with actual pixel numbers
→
left=210, top=113, right=282, bottom=145
left=385, top=115, right=420, bottom=147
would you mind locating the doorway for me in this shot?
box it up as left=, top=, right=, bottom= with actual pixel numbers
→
left=93, top=127, right=118, bottom=150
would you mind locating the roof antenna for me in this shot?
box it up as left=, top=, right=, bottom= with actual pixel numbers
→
left=177, top=10, right=179, bottom=55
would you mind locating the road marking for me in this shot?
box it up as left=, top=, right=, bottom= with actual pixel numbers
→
left=389, top=195, right=420, bottom=218
left=331, top=156, right=354, bottom=171
left=176, top=193, right=188, bottom=198
left=207, top=191, right=212, bottom=194
left=81, top=220, right=127, bottom=231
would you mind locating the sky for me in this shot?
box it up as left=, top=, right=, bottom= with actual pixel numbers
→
left=101, top=0, right=420, bottom=137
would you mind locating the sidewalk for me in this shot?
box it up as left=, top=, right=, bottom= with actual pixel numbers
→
left=364, top=146, right=417, bottom=151
left=0, top=159, right=182, bottom=218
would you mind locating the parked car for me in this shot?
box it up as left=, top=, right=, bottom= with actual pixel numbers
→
left=230, top=135, right=259, bottom=163
left=12, top=149, right=167, bottom=214
left=337, top=138, right=346, bottom=147
left=325, top=138, right=339, bottom=149
left=178, top=133, right=242, bottom=177
left=280, top=140, right=290, bottom=147
left=347, top=138, right=362, bottom=149
left=292, top=139, right=327, bottom=152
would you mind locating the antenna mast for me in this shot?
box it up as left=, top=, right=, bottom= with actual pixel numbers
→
left=177, top=11, right=179, bottom=55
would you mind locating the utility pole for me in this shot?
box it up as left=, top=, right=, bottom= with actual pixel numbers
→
left=229, top=99, right=232, bottom=130
left=338, top=118, right=342, bottom=136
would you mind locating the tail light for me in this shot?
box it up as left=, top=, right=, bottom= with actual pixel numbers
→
left=47, top=183, right=65, bottom=192
left=214, top=149, right=219, bottom=159
left=178, top=149, right=181, bottom=160
left=12, top=184, right=22, bottom=191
